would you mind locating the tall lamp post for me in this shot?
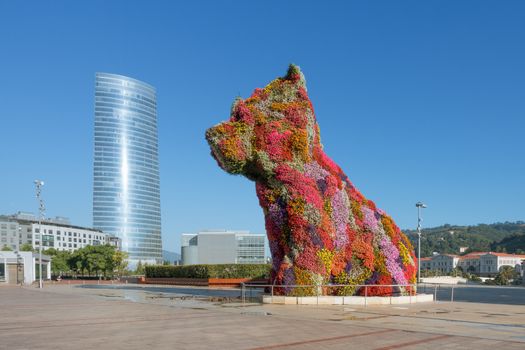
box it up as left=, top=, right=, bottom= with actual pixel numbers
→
left=34, top=180, right=45, bottom=289
left=416, top=202, right=427, bottom=284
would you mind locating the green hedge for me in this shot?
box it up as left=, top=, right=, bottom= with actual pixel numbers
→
left=145, top=264, right=271, bottom=279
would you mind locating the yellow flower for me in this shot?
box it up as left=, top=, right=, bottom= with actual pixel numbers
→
left=317, top=248, right=334, bottom=275
left=398, top=243, right=412, bottom=265
left=291, top=129, right=309, bottom=163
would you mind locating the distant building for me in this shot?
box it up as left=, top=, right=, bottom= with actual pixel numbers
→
left=420, top=257, right=432, bottom=271
left=1, top=212, right=120, bottom=253
left=0, top=216, right=21, bottom=251
left=0, top=251, right=51, bottom=285
left=419, top=254, right=459, bottom=273
left=479, top=252, right=525, bottom=277
left=421, top=251, right=525, bottom=277
left=181, top=230, right=266, bottom=265
left=457, top=252, right=485, bottom=274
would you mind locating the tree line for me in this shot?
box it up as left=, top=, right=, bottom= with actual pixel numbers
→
left=38, top=245, right=128, bottom=279
left=404, top=221, right=525, bottom=257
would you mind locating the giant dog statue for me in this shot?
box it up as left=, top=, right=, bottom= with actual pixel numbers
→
left=206, top=65, right=417, bottom=296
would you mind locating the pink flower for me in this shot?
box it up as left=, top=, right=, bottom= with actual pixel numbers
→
left=362, top=206, right=379, bottom=233
left=380, top=236, right=408, bottom=285
left=304, top=161, right=329, bottom=181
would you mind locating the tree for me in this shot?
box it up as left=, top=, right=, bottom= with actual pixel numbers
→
left=1, top=245, right=13, bottom=251
left=67, top=245, right=127, bottom=278
left=50, top=251, right=71, bottom=276
left=135, top=261, right=146, bottom=275
left=43, top=247, right=58, bottom=255
left=449, top=267, right=463, bottom=278
left=494, top=266, right=518, bottom=285
left=20, top=243, right=34, bottom=252
left=113, top=250, right=129, bottom=278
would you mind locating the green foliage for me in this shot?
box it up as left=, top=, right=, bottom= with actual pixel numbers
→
left=1, top=245, right=13, bottom=251
left=467, top=274, right=482, bottom=282
left=493, top=266, right=518, bottom=285
left=405, top=221, right=525, bottom=257
left=420, top=269, right=443, bottom=277
left=69, top=245, right=117, bottom=277
left=145, top=264, right=271, bottom=279
left=491, top=234, right=525, bottom=254
left=113, top=250, right=129, bottom=277
left=49, top=250, right=71, bottom=276
left=45, top=245, right=127, bottom=278
left=20, top=243, right=34, bottom=252
left=448, top=267, right=464, bottom=277
left=135, top=261, right=145, bottom=275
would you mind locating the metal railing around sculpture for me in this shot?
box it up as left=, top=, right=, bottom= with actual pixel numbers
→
left=240, top=283, right=447, bottom=306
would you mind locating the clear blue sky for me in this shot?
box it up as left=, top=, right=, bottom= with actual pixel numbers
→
left=1, top=1, right=524, bottom=253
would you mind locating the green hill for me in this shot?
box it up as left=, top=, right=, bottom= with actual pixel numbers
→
left=491, top=234, right=525, bottom=254
left=403, top=221, right=525, bottom=257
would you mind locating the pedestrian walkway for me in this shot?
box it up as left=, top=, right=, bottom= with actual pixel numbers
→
left=0, top=285, right=523, bottom=349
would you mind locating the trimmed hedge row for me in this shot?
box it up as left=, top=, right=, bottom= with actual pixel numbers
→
left=145, top=264, right=271, bottom=279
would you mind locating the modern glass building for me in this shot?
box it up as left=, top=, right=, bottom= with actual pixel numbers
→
left=93, top=73, right=162, bottom=266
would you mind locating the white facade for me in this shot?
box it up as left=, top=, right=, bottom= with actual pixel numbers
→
left=456, top=252, right=485, bottom=274
left=479, top=253, right=525, bottom=277
left=421, top=251, right=525, bottom=277
left=0, top=217, right=20, bottom=251
left=2, top=213, right=119, bottom=253
left=0, top=251, right=51, bottom=285
left=420, top=254, right=459, bottom=273
left=28, top=222, right=109, bottom=252
left=181, top=230, right=266, bottom=265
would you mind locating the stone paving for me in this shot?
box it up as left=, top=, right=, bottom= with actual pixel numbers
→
left=1, top=284, right=524, bottom=349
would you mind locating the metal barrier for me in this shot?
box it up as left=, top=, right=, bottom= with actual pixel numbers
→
left=418, top=283, right=457, bottom=303
left=240, top=282, right=457, bottom=306
left=240, top=283, right=417, bottom=306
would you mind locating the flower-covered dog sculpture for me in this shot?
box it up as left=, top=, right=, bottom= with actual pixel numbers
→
left=206, top=65, right=416, bottom=296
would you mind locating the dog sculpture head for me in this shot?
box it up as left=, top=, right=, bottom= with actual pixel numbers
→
left=206, top=65, right=321, bottom=183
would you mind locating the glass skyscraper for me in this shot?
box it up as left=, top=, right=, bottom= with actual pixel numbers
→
left=93, top=73, right=162, bottom=266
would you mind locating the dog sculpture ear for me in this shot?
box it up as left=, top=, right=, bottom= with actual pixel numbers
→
left=284, top=64, right=307, bottom=91
left=230, top=97, right=255, bottom=125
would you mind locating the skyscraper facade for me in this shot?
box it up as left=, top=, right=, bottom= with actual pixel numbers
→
left=93, top=73, right=162, bottom=266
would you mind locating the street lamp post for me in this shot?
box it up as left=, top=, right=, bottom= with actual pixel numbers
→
left=416, top=202, right=427, bottom=284
left=34, top=180, right=45, bottom=289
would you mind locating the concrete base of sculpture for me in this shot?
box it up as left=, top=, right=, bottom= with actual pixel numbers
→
left=262, top=294, right=434, bottom=305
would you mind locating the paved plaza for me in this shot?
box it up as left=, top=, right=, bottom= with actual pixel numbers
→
left=1, top=284, right=524, bottom=349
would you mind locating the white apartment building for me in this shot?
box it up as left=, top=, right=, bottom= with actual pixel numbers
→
left=456, top=252, right=485, bottom=274
left=28, top=222, right=109, bottom=252
left=3, top=213, right=119, bottom=253
left=421, top=251, right=525, bottom=277
left=181, top=230, right=266, bottom=265
left=0, top=217, right=21, bottom=251
left=419, top=254, right=459, bottom=273
left=479, top=252, right=525, bottom=277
